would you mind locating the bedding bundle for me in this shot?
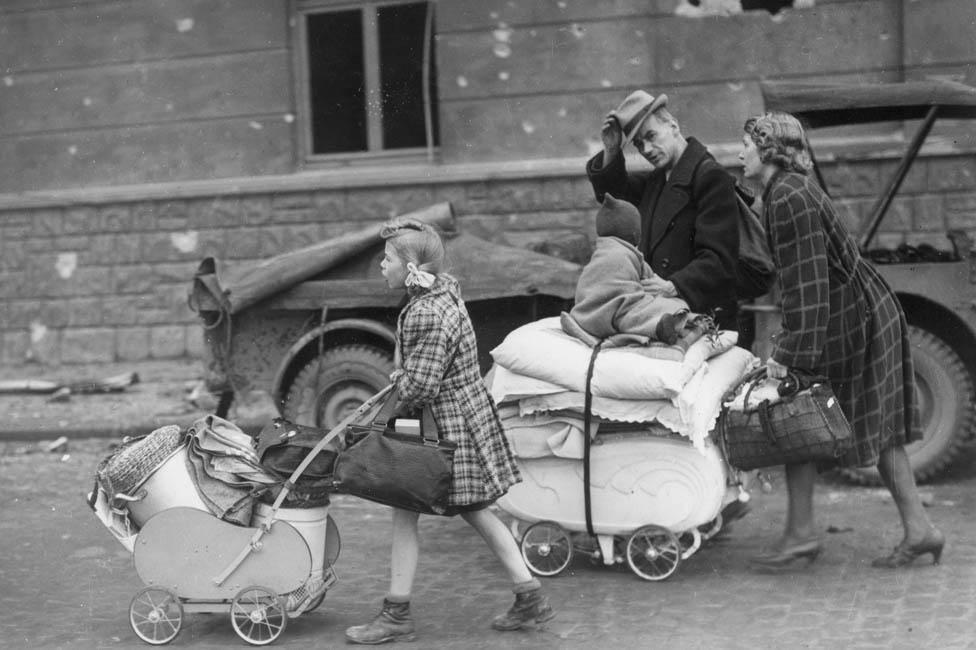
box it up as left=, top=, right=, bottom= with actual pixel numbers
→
left=487, top=317, right=758, bottom=455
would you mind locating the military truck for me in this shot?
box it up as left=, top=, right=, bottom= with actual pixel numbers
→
left=753, top=80, right=976, bottom=483
left=189, top=202, right=580, bottom=429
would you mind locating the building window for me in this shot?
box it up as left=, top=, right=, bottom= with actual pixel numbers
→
left=297, top=1, right=439, bottom=161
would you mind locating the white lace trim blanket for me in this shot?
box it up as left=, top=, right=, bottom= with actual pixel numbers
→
left=491, top=345, right=758, bottom=453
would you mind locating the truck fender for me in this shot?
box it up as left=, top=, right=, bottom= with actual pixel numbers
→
left=271, top=318, right=397, bottom=410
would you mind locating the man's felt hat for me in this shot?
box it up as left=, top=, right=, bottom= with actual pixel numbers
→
left=611, top=90, right=669, bottom=147
left=596, top=193, right=642, bottom=247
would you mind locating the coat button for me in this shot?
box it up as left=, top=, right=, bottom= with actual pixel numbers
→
left=661, top=258, right=670, bottom=269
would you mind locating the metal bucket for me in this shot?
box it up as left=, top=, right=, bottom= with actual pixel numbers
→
left=251, top=503, right=334, bottom=574
left=126, top=446, right=209, bottom=528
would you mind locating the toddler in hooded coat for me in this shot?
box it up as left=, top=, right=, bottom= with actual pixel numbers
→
left=565, top=194, right=693, bottom=345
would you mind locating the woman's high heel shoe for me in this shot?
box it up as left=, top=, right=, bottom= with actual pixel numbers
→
left=871, top=528, right=945, bottom=568
left=750, top=539, right=822, bottom=569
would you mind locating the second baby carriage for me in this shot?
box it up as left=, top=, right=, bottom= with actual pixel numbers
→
left=488, top=317, right=758, bottom=581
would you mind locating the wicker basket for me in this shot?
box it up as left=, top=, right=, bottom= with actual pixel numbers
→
left=718, top=368, right=853, bottom=471
left=96, top=425, right=184, bottom=499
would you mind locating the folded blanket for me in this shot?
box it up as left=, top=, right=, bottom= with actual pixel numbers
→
left=493, top=345, right=759, bottom=453
left=490, top=317, right=737, bottom=400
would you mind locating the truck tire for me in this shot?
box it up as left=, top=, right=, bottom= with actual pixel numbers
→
left=283, top=345, right=394, bottom=429
left=840, top=326, right=975, bottom=485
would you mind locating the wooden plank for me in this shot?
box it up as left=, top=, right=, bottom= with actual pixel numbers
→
left=440, top=89, right=623, bottom=161
left=0, top=51, right=291, bottom=136
left=905, top=0, right=976, bottom=67
left=0, top=0, right=106, bottom=14
left=654, top=1, right=898, bottom=84
left=437, top=71, right=909, bottom=164
left=437, top=18, right=654, bottom=101
left=0, top=119, right=294, bottom=193
left=0, top=0, right=287, bottom=73
left=437, top=0, right=672, bottom=32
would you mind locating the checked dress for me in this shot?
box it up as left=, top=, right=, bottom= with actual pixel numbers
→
left=394, top=274, right=521, bottom=508
left=763, top=170, right=920, bottom=467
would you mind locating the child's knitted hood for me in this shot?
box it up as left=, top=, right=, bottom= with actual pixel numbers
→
left=596, top=194, right=641, bottom=247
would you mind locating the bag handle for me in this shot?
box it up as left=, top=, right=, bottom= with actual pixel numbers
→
left=370, top=384, right=440, bottom=444
left=728, top=366, right=818, bottom=411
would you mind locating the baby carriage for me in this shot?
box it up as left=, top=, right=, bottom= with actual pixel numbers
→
left=88, top=392, right=388, bottom=646
left=496, top=422, right=747, bottom=582
left=489, top=319, right=757, bottom=581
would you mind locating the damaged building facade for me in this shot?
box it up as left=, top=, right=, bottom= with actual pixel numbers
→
left=0, top=0, right=974, bottom=364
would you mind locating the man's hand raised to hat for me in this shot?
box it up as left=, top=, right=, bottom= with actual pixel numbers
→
left=601, top=113, right=623, bottom=163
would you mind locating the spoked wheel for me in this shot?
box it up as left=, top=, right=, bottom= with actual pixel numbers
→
left=230, top=586, right=287, bottom=646
left=626, top=525, right=682, bottom=581
left=129, top=586, right=183, bottom=645
left=520, top=521, right=573, bottom=577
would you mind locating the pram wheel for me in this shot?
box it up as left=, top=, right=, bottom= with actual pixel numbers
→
left=520, top=521, right=573, bottom=577
left=626, top=525, right=681, bottom=581
left=129, top=586, right=183, bottom=645
left=230, top=586, right=288, bottom=646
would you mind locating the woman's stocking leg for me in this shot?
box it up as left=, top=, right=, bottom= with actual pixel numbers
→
left=783, top=461, right=818, bottom=543
left=876, top=444, right=934, bottom=544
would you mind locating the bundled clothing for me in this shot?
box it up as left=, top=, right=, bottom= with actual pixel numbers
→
left=568, top=235, right=689, bottom=342
left=763, top=170, right=919, bottom=467
left=586, top=138, right=740, bottom=329
left=394, top=274, right=520, bottom=508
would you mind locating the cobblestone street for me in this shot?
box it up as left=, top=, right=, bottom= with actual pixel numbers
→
left=4, top=437, right=975, bottom=649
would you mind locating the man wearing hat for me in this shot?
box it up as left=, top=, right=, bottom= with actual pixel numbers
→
left=585, top=90, right=740, bottom=330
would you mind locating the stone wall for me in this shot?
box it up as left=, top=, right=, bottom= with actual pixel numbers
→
left=2, top=150, right=974, bottom=366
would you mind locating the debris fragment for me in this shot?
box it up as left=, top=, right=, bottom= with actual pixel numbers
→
left=47, top=387, right=72, bottom=403
left=0, top=371, right=139, bottom=395
left=44, top=436, right=68, bottom=453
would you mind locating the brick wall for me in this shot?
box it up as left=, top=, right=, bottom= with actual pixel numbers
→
left=2, top=151, right=974, bottom=366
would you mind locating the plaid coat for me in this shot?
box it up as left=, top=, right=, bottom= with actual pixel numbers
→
left=395, top=275, right=521, bottom=506
left=764, top=171, right=919, bottom=467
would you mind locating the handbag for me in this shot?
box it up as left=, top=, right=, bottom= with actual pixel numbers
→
left=255, top=418, right=340, bottom=507
left=331, top=386, right=457, bottom=515
left=717, top=367, right=853, bottom=471
left=734, top=185, right=776, bottom=300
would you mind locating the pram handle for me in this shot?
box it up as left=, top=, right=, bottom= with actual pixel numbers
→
left=211, top=384, right=395, bottom=588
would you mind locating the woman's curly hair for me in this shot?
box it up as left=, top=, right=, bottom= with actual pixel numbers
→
left=744, top=111, right=813, bottom=174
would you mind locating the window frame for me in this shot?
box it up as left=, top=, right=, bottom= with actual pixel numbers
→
left=292, top=0, right=438, bottom=167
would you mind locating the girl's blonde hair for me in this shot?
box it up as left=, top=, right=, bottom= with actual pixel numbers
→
left=744, top=111, right=814, bottom=174
left=380, top=218, right=446, bottom=275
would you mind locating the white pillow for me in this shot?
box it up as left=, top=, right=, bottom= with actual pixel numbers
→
left=490, top=317, right=737, bottom=400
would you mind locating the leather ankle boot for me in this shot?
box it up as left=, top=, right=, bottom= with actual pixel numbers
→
left=345, top=598, right=416, bottom=645
left=491, top=588, right=555, bottom=631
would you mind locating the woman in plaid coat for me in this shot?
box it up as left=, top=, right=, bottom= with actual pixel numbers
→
left=739, top=112, right=943, bottom=570
left=345, top=219, right=554, bottom=645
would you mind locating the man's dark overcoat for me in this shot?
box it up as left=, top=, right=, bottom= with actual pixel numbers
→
left=586, top=138, right=740, bottom=329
